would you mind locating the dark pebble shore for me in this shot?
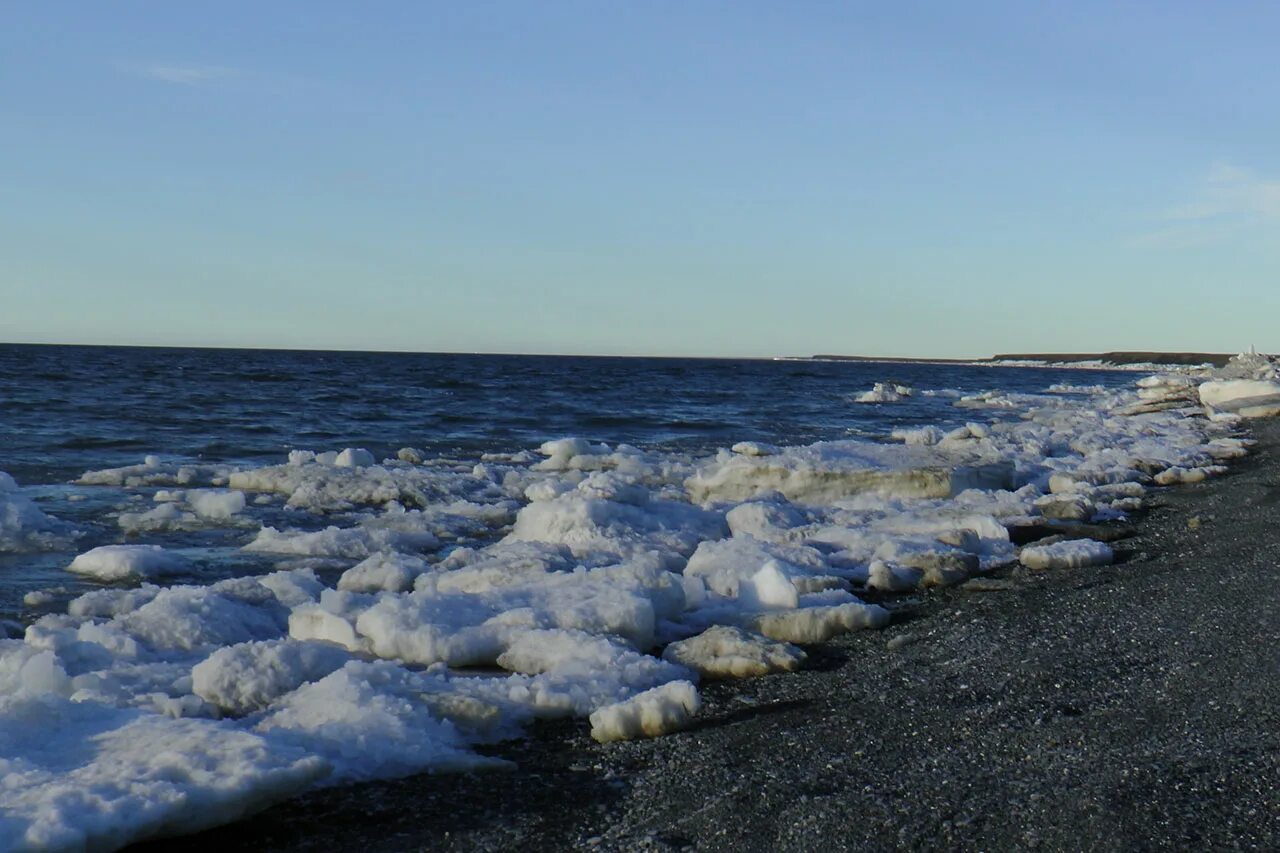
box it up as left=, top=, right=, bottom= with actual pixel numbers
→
left=143, top=419, right=1280, bottom=853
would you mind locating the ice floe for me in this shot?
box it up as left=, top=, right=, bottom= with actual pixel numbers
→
left=188, top=489, right=248, bottom=519
left=67, top=544, right=191, bottom=582
left=77, top=456, right=237, bottom=489
left=855, top=382, right=913, bottom=403
left=1198, top=379, right=1280, bottom=417
left=1195, top=351, right=1280, bottom=417
left=687, top=441, right=1014, bottom=504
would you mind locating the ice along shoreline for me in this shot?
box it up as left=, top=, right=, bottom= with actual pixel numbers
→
left=4, top=352, right=1280, bottom=850
left=162, top=418, right=1280, bottom=853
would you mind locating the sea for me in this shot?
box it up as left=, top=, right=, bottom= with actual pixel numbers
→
left=0, top=342, right=1134, bottom=621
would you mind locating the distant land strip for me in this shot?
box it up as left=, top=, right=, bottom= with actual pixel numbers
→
left=812, top=351, right=1234, bottom=367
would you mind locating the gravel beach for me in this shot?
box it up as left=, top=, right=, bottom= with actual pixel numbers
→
left=145, top=419, right=1280, bottom=853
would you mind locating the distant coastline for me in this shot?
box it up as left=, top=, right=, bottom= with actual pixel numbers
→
left=0, top=341, right=1238, bottom=368
left=810, top=351, right=1234, bottom=368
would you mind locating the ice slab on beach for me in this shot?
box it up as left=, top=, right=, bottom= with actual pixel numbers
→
left=1019, top=539, right=1114, bottom=570
left=588, top=680, right=700, bottom=743
left=1153, top=465, right=1225, bottom=486
left=1198, top=379, right=1280, bottom=416
left=0, top=648, right=326, bottom=852
left=661, top=625, right=805, bottom=679
left=687, top=440, right=1015, bottom=505
left=745, top=601, right=891, bottom=643
left=252, top=660, right=503, bottom=782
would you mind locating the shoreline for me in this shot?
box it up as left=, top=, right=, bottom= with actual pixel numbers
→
left=151, top=421, right=1280, bottom=852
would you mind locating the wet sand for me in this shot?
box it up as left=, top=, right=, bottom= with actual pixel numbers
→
left=142, top=419, right=1280, bottom=852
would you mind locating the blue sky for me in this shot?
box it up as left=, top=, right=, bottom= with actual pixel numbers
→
left=3, top=2, right=1278, bottom=357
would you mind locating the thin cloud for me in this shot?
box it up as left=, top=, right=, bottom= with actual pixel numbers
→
left=1130, top=163, right=1280, bottom=249
left=1163, top=163, right=1280, bottom=222
left=1127, top=222, right=1239, bottom=250
left=123, top=63, right=239, bottom=84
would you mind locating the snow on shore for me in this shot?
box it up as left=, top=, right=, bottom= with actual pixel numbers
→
left=1, top=358, right=1271, bottom=851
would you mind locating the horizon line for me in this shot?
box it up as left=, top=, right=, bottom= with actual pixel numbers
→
left=0, top=339, right=988, bottom=362
left=0, top=339, right=1239, bottom=365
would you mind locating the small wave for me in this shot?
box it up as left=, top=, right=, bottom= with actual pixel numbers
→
left=433, top=378, right=483, bottom=390
left=351, top=410, right=394, bottom=423
left=296, top=430, right=341, bottom=440
left=232, top=424, right=279, bottom=435
left=579, top=414, right=660, bottom=429
left=233, top=372, right=298, bottom=383
left=659, top=419, right=729, bottom=432
left=55, top=436, right=146, bottom=450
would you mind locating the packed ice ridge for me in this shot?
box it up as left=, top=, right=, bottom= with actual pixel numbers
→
left=1, top=356, right=1274, bottom=850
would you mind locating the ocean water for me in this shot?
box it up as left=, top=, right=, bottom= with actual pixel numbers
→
left=0, top=344, right=1136, bottom=482
left=0, top=343, right=1132, bottom=620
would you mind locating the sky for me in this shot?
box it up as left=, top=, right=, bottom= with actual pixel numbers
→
left=3, top=1, right=1278, bottom=358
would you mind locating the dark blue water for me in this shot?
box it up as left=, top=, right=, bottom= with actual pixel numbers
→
left=0, top=344, right=1131, bottom=486
left=0, top=344, right=1134, bottom=618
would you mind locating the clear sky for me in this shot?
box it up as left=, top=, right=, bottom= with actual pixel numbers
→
left=3, top=2, right=1278, bottom=358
